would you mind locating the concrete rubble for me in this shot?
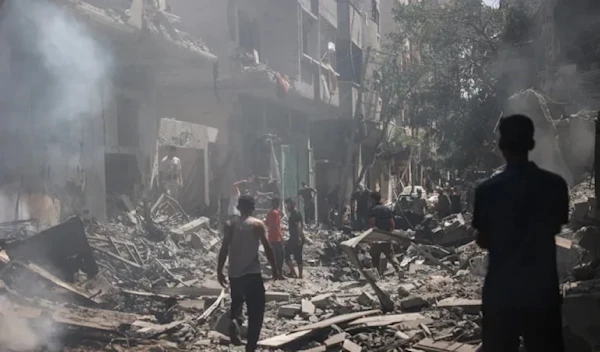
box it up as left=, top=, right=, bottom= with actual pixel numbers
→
left=0, top=182, right=599, bottom=351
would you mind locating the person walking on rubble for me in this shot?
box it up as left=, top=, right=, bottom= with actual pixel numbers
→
left=265, top=197, right=285, bottom=279
left=284, top=198, right=306, bottom=279
left=159, top=146, right=183, bottom=199
left=217, top=195, right=280, bottom=352
left=435, top=187, right=451, bottom=219
left=368, top=191, right=401, bottom=276
left=473, top=114, right=569, bottom=352
left=298, top=182, right=317, bottom=225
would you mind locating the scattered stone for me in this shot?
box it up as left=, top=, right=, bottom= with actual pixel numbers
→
left=266, top=291, right=291, bottom=303
left=324, top=333, right=348, bottom=347
left=342, top=339, right=362, bottom=352
left=278, top=304, right=301, bottom=318
left=357, top=292, right=376, bottom=306
left=301, top=299, right=316, bottom=316
left=400, top=296, right=429, bottom=312
left=311, top=293, right=335, bottom=308
left=190, top=233, right=203, bottom=250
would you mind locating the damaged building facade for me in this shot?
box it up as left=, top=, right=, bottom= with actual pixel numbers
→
left=0, top=0, right=219, bottom=222
left=170, top=0, right=385, bottom=219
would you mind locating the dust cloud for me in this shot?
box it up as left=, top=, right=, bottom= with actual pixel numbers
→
left=0, top=0, right=112, bottom=220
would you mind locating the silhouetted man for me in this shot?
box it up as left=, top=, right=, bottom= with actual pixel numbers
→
left=298, top=182, right=317, bottom=224
left=473, top=114, right=568, bottom=352
left=368, top=191, right=401, bottom=275
left=284, top=198, right=306, bottom=278
left=217, top=195, right=279, bottom=351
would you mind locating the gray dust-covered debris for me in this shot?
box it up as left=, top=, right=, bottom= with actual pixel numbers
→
left=0, top=183, right=596, bottom=351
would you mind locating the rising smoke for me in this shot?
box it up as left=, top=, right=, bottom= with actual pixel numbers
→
left=0, top=0, right=112, bottom=348
left=0, top=0, right=112, bottom=222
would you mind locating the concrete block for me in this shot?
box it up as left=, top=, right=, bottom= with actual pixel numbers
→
left=311, top=293, right=334, bottom=308
left=278, top=304, right=301, bottom=318
left=572, top=200, right=590, bottom=223
left=172, top=217, right=210, bottom=236
left=342, top=339, right=362, bottom=352
left=301, top=299, right=316, bottom=316
left=400, top=296, right=429, bottom=312
left=324, top=333, right=347, bottom=347
left=266, top=291, right=290, bottom=303
left=357, top=292, right=376, bottom=306
left=190, top=233, right=203, bottom=250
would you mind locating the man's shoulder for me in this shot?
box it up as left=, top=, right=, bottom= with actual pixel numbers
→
left=534, top=166, right=567, bottom=188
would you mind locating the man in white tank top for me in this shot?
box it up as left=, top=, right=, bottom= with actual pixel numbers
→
left=217, top=195, right=279, bottom=352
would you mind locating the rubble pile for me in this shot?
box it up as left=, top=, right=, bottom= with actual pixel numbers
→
left=2, top=184, right=599, bottom=351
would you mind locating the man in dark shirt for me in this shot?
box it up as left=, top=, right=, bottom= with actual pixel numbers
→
left=352, top=185, right=371, bottom=230
left=368, top=191, right=401, bottom=275
left=436, top=188, right=451, bottom=219
left=297, top=182, right=316, bottom=224
left=284, top=198, right=306, bottom=279
left=473, top=114, right=569, bottom=352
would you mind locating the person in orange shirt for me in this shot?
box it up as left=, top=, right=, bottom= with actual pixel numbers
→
left=265, top=197, right=284, bottom=279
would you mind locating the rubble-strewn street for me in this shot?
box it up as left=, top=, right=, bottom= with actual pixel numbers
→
left=1, top=180, right=598, bottom=352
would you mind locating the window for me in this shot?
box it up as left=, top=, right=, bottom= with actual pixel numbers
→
left=238, top=10, right=260, bottom=54
left=371, top=0, right=380, bottom=27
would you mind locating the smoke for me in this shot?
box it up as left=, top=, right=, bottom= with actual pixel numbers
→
left=495, top=3, right=597, bottom=185
left=0, top=0, right=112, bottom=124
left=0, top=0, right=112, bottom=216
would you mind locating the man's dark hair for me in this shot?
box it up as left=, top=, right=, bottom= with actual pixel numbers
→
left=271, top=197, right=280, bottom=209
left=285, top=198, right=296, bottom=207
left=301, top=181, right=307, bottom=187
left=168, top=145, right=176, bottom=152
left=371, top=191, right=382, bottom=203
left=498, top=114, right=535, bottom=154
left=238, top=195, right=255, bottom=214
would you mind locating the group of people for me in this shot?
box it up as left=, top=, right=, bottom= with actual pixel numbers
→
left=215, top=115, right=568, bottom=352
left=435, top=186, right=462, bottom=219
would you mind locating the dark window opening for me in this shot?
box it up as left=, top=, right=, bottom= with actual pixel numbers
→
left=336, top=40, right=363, bottom=84
left=238, top=10, right=260, bottom=56
left=117, top=97, right=139, bottom=148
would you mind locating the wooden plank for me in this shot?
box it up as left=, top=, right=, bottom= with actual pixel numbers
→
left=413, top=338, right=478, bottom=352
left=342, top=339, right=362, bottom=352
left=436, top=298, right=481, bottom=314
left=292, top=310, right=381, bottom=332
left=91, top=245, right=142, bottom=269
left=3, top=260, right=101, bottom=304
left=258, top=330, right=312, bottom=348
left=349, top=313, right=425, bottom=327
left=196, top=289, right=225, bottom=323
left=150, top=286, right=221, bottom=297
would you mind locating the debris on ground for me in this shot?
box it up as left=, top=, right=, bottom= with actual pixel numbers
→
left=0, top=184, right=598, bottom=351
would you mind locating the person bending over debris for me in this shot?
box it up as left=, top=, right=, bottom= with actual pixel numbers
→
left=473, top=114, right=569, bottom=352
left=265, top=197, right=285, bottom=279
left=297, top=182, right=317, bottom=224
left=284, top=198, right=306, bottom=279
left=368, top=191, right=401, bottom=276
left=217, top=195, right=279, bottom=352
left=159, top=146, right=183, bottom=199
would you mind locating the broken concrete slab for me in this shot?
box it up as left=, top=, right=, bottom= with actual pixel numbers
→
left=400, top=296, right=429, bottom=312
left=301, top=299, right=316, bottom=316
left=413, top=338, right=479, bottom=352
left=348, top=313, right=426, bottom=327
left=292, top=310, right=381, bottom=332
left=190, top=233, right=203, bottom=250
left=324, top=332, right=348, bottom=347
left=278, top=304, right=301, bottom=318
left=267, top=291, right=291, bottom=303
left=357, top=292, right=376, bottom=307
left=436, top=297, right=481, bottom=315
left=342, top=339, right=362, bottom=352
left=258, top=330, right=313, bottom=348
left=311, top=293, right=335, bottom=308
left=171, top=217, right=210, bottom=236
left=5, top=216, right=98, bottom=282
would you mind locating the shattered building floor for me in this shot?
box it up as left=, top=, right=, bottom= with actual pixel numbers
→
left=0, top=184, right=599, bottom=352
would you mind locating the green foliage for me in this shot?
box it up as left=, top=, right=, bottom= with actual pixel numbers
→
left=383, top=0, right=506, bottom=172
